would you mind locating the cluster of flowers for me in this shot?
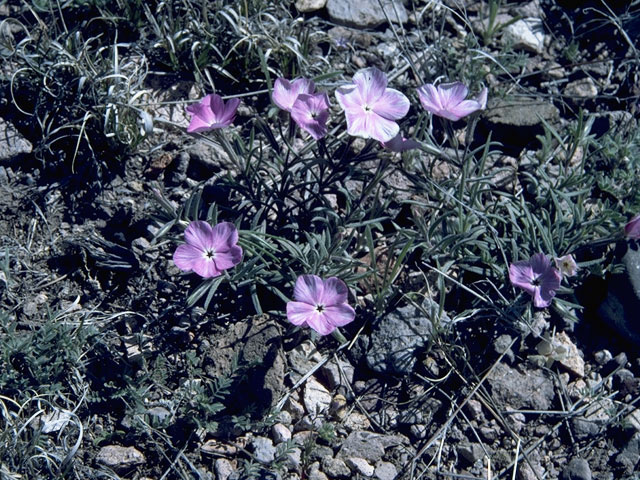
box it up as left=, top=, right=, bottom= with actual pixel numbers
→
left=186, top=67, right=488, bottom=151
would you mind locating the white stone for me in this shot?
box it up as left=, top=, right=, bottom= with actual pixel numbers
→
left=503, top=18, right=545, bottom=53
left=346, top=457, right=375, bottom=476
left=304, top=377, right=332, bottom=414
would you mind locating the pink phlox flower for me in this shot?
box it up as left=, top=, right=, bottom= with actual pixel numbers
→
left=186, top=94, right=240, bottom=133
left=272, top=77, right=316, bottom=112
left=509, top=253, right=561, bottom=308
left=286, top=275, right=356, bottom=336
left=555, top=254, right=578, bottom=278
left=417, top=82, right=488, bottom=121
left=335, top=67, right=410, bottom=143
left=173, top=221, right=243, bottom=278
left=290, top=92, right=331, bottom=140
left=381, top=132, right=420, bottom=152
left=625, top=213, right=640, bottom=239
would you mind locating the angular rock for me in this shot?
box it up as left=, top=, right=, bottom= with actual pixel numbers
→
left=96, top=445, right=145, bottom=471
left=346, top=457, right=374, bottom=476
left=571, top=398, right=614, bottom=440
left=0, top=118, right=32, bottom=162
left=338, top=431, right=403, bottom=463
left=564, top=78, right=598, bottom=98
left=304, top=377, right=332, bottom=414
left=320, top=357, right=355, bottom=389
left=215, top=458, right=236, bottom=480
left=502, top=18, right=545, bottom=53
left=487, top=363, right=554, bottom=410
left=251, top=436, right=276, bottom=463
left=326, top=0, right=407, bottom=28
left=366, top=298, right=450, bottom=375
left=458, top=443, right=485, bottom=464
left=322, top=457, right=351, bottom=478
left=560, top=458, right=591, bottom=480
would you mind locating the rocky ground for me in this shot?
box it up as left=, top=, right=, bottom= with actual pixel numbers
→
left=1, top=0, right=639, bottom=479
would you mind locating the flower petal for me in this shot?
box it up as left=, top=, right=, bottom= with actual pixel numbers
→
left=371, top=88, right=410, bottom=120
left=272, top=78, right=315, bottom=111
left=293, top=274, right=324, bottom=305
left=335, top=84, right=363, bottom=113
left=319, top=277, right=349, bottom=306
left=212, top=245, right=243, bottom=272
left=509, top=261, right=536, bottom=296
left=536, top=266, right=561, bottom=307
left=625, top=213, right=640, bottom=239
left=184, top=221, right=215, bottom=251
left=324, top=304, right=356, bottom=328
left=173, top=244, right=203, bottom=273
left=219, top=97, right=241, bottom=126
left=192, top=257, right=222, bottom=278
left=209, top=222, right=239, bottom=251
left=286, top=301, right=315, bottom=327
left=446, top=99, right=483, bottom=120
left=417, top=84, right=444, bottom=113
left=530, top=253, right=552, bottom=275
left=438, top=82, right=469, bottom=109
left=306, top=312, right=336, bottom=336
left=352, top=67, right=387, bottom=105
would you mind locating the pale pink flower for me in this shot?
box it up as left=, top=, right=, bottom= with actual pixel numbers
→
left=272, top=77, right=316, bottom=112
left=286, top=275, right=356, bottom=336
left=186, top=94, right=240, bottom=133
left=290, top=92, right=331, bottom=140
left=381, top=132, right=420, bottom=152
left=509, top=253, right=561, bottom=308
left=173, top=221, right=242, bottom=278
left=555, top=254, right=578, bottom=277
left=625, top=213, right=640, bottom=239
left=335, top=67, right=410, bottom=143
left=417, top=82, right=488, bottom=121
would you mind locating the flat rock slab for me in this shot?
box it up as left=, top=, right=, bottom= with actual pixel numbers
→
left=481, top=97, right=560, bottom=152
left=96, top=445, right=145, bottom=471
left=487, top=363, right=555, bottom=410
left=326, top=0, right=408, bottom=28
left=338, top=431, right=403, bottom=463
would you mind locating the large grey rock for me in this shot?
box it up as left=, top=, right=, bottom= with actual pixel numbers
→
left=560, top=458, right=592, bottom=480
left=326, top=0, right=408, bottom=28
left=366, top=298, right=450, bottom=375
left=96, top=445, right=145, bottom=471
left=0, top=118, right=32, bottom=162
left=485, top=97, right=559, bottom=128
left=598, top=245, right=640, bottom=346
left=481, top=97, right=560, bottom=153
left=487, top=363, right=554, bottom=410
